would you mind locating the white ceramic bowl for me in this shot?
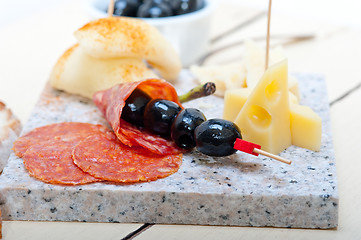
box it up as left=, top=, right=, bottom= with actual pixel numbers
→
left=84, top=0, right=218, bottom=66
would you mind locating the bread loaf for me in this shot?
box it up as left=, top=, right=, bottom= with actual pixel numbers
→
left=50, top=44, right=157, bottom=99
left=50, top=17, right=182, bottom=99
left=0, top=101, right=21, bottom=172
left=74, top=17, right=182, bottom=81
left=0, top=208, right=2, bottom=239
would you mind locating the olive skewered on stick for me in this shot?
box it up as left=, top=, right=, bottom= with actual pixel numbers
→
left=122, top=82, right=215, bottom=132
left=121, top=83, right=292, bottom=164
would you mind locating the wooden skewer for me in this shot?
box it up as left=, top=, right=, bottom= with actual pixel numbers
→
left=263, top=0, right=291, bottom=165
left=108, top=0, right=115, bottom=18
left=231, top=1, right=292, bottom=165
left=265, top=0, right=272, bottom=71
left=253, top=148, right=292, bottom=165
left=234, top=139, right=292, bottom=165
left=256, top=0, right=292, bottom=165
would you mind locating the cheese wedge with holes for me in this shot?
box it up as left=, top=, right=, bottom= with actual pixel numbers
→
left=290, top=103, right=322, bottom=151
left=223, top=88, right=321, bottom=152
left=223, top=89, right=298, bottom=122
left=234, top=60, right=291, bottom=154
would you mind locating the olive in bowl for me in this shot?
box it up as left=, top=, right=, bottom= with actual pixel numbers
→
left=85, top=0, right=218, bottom=66
left=110, top=0, right=205, bottom=18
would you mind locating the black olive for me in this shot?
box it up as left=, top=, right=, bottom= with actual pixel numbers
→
left=137, top=0, right=173, bottom=18
left=121, top=88, right=151, bottom=127
left=143, top=99, right=181, bottom=137
left=113, top=0, right=143, bottom=17
left=194, top=119, right=242, bottom=157
left=169, top=0, right=204, bottom=15
left=107, top=0, right=205, bottom=18
left=171, top=108, right=206, bottom=149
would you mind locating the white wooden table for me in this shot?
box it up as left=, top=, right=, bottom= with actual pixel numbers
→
left=1, top=0, right=361, bottom=239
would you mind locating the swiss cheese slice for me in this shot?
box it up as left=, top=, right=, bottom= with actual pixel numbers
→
left=234, top=60, right=291, bottom=154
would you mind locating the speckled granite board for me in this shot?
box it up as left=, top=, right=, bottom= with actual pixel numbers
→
left=0, top=71, right=338, bottom=229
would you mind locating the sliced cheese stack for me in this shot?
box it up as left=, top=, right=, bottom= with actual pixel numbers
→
left=190, top=62, right=247, bottom=97
left=244, top=40, right=286, bottom=89
left=50, top=17, right=182, bottom=99
left=190, top=40, right=299, bottom=97
left=224, top=60, right=322, bottom=154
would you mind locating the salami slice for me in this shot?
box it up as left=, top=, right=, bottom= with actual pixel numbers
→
left=23, top=139, right=101, bottom=185
left=14, top=122, right=111, bottom=185
left=93, top=78, right=184, bottom=155
left=13, top=122, right=110, bottom=158
left=73, top=131, right=183, bottom=183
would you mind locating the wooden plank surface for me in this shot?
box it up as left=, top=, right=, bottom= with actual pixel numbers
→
left=0, top=0, right=360, bottom=239
left=2, top=221, right=143, bottom=240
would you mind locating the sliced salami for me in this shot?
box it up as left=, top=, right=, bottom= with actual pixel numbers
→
left=14, top=122, right=112, bottom=185
left=73, top=131, right=183, bottom=183
left=93, top=78, right=184, bottom=155
left=23, top=139, right=101, bottom=185
left=13, top=122, right=110, bottom=158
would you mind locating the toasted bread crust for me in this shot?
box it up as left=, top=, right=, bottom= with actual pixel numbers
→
left=0, top=101, right=21, bottom=140
left=0, top=101, right=21, bottom=173
left=75, top=17, right=182, bottom=81
left=0, top=208, right=2, bottom=239
left=49, top=44, right=157, bottom=99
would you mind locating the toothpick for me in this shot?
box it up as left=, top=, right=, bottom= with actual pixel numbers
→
left=108, top=0, right=115, bottom=18
left=234, top=138, right=292, bottom=165
left=253, top=148, right=292, bottom=165
left=265, top=0, right=272, bottom=70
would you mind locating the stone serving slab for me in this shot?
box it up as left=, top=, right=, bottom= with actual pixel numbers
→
left=0, top=71, right=338, bottom=229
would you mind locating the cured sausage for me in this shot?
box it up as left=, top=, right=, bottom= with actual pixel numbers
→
left=73, top=131, right=183, bottom=183
left=14, top=121, right=182, bottom=185
left=93, top=78, right=184, bottom=155
left=23, top=139, right=102, bottom=185
left=14, top=122, right=111, bottom=185
left=13, top=122, right=110, bottom=158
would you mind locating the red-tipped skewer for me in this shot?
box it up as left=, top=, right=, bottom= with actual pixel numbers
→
left=232, top=1, right=291, bottom=164
left=234, top=138, right=292, bottom=165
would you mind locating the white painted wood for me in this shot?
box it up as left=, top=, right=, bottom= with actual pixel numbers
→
left=1, top=0, right=361, bottom=239
left=2, top=221, right=142, bottom=240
